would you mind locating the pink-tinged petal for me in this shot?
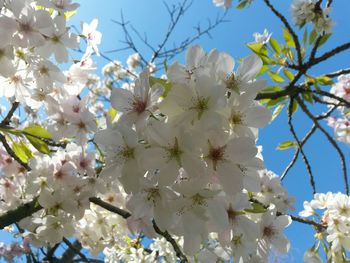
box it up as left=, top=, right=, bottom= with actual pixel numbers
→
left=237, top=54, right=262, bottom=81
left=217, top=162, right=244, bottom=194
left=54, top=44, right=69, bottom=63
left=159, top=161, right=179, bottom=186
left=245, top=105, right=272, bottom=128
left=139, top=147, right=167, bottom=171
left=274, top=215, right=292, bottom=230
left=226, top=137, right=257, bottom=163
left=110, top=88, right=134, bottom=112
left=217, top=52, right=234, bottom=75
left=271, top=234, right=290, bottom=253
left=186, top=45, right=205, bottom=69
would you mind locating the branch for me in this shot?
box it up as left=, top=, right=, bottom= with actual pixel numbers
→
left=0, top=102, right=19, bottom=127
left=0, top=198, right=41, bottom=229
left=296, top=96, right=349, bottom=195
left=311, top=89, right=350, bottom=108
left=89, top=197, right=131, bottom=218
left=0, top=133, right=31, bottom=171
left=287, top=98, right=316, bottom=194
left=59, top=239, right=87, bottom=263
left=250, top=198, right=326, bottom=230
left=150, top=0, right=192, bottom=63
left=287, top=213, right=326, bottom=230
left=152, top=220, right=188, bottom=263
left=89, top=197, right=188, bottom=262
left=309, top=41, right=350, bottom=67
left=281, top=124, right=317, bottom=180
left=326, top=68, right=350, bottom=78
left=263, top=0, right=302, bottom=65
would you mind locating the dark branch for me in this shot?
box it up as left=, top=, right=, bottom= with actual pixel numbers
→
left=296, top=96, right=349, bottom=195
left=263, top=0, right=302, bottom=65
left=0, top=198, right=40, bottom=229
left=288, top=98, right=316, bottom=194
left=0, top=133, right=31, bottom=171
left=0, top=102, right=19, bottom=127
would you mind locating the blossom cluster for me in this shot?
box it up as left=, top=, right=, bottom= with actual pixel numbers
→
left=0, top=241, right=30, bottom=263
left=291, top=0, right=334, bottom=33
left=93, top=44, right=293, bottom=261
left=327, top=74, right=350, bottom=146
left=0, top=1, right=295, bottom=261
left=300, top=192, right=350, bottom=262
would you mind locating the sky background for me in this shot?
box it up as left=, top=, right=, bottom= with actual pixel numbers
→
left=2, top=0, right=350, bottom=262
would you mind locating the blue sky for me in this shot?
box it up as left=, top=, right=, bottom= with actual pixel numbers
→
left=68, top=1, right=350, bottom=261
left=1, top=0, right=350, bottom=262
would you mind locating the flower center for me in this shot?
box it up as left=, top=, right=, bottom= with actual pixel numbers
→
left=132, top=98, right=147, bottom=114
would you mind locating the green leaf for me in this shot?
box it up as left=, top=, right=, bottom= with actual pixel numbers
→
left=245, top=203, right=267, bottom=214
left=290, top=99, right=298, bottom=114
left=315, top=76, right=333, bottom=86
left=276, top=141, right=297, bottom=150
left=12, top=142, right=32, bottom=163
left=283, top=28, right=296, bottom=48
left=268, top=71, right=285, bottom=83
left=257, top=65, right=269, bottom=77
left=64, top=10, right=77, bottom=20
left=25, top=135, right=50, bottom=155
left=309, top=29, right=317, bottom=45
left=283, top=69, right=294, bottom=81
left=246, top=43, right=268, bottom=56
left=260, top=86, right=283, bottom=93
left=318, top=33, right=332, bottom=47
left=23, top=125, right=52, bottom=140
left=236, top=0, right=249, bottom=9
left=303, top=28, right=308, bottom=46
left=302, top=92, right=314, bottom=103
left=269, top=37, right=281, bottom=54
left=149, top=77, right=172, bottom=98
left=271, top=104, right=285, bottom=121
left=108, top=108, right=118, bottom=121
left=266, top=97, right=287, bottom=108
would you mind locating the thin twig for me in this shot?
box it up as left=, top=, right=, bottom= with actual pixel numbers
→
left=152, top=220, right=188, bottom=263
left=326, top=68, right=350, bottom=78
left=297, top=96, right=349, bottom=195
left=263, top=0, right=302, bottom=65
left=287, top=98, right=316, bottom=194
left=309, top=41, right=350, bottom=67
left=281, top=125, right=317, bottom=180
left=0, top=102, right=19, bottom=127
left=60, top=238, right=88, bottom=263
left=89, top=197, right=188, bottom=262
left=311, top=89, right=350, bottom=109
left=0, top=133, right=31, bottom=171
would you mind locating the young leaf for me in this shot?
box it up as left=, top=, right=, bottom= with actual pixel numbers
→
left=236, top=0, right=249, bottom=9
left=266, top=97, right=287, bottom=108
left=303, top=28, right=308, bottom=46
left=276, top=141, right=297, bottom=150
left=318, top=33, right=332, bottom=47
left=283, top=28, right=296, bottom=48
left=309, top=29, right=317, bottom=45
left=272, top=104, right=285, bottom=121
left=315, top=76, right=333, bottom=86
left=245, top=203, right=267, bottom=213
left=268, top=71, right=285, bottom=83
left=23, top=125, right=53, bottom=140
left=12, top=142, right=31, bottom=163
left=283, top=69, right=294, bottom=81
left=108, top=108, right=118, bottom=121
left=149, top=76, right=172, bottom=98
left=25, top=135, right=50, bottom=155
left=269, top=37, right=281, bottom=54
